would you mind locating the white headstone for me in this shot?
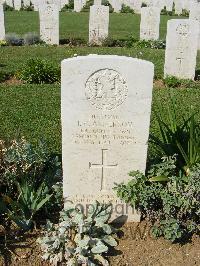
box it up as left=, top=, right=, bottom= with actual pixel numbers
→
left=140, top=7, right=160, bottom=40
left=0, top=4, right=5, bottom=40
left=121, top=0, right=134, bottom=10
left=151, top=0, right=164, bottom=10
left=6, top=0, right=13, bottom=7
left=14, top=0, right=21, bottom=10
left=32, top=0, right=39, bottom=10
left=164, top=19, right=199, bottom=80
left=39, top=2, right=59, bottom=45
left=60, top=0, right=68, bottom=9
left=74, top=0, right=86, bottom=12
left=189, top=2, right=200, bottom=49
left=94, top=0, right=101, bottom=5
left=165, top=0, right=173, bottom=11
left=174, top=0, right=182, bottom=15
left=89, top=5, right=109, bottom=45
left=189, top=0, right=198, bottom=11
left=133, top=0, right=142, bottom=14
left=109, top=0, right=121, bottom=13
left=144, top=0, right=153, bottom=6
left=39, top=0, right=62, bottom=10
left=183, top=0, right=190, bottom=11
left=61, top=55, right=154, bottom=222
left=23, top=0, right=30, bottom=6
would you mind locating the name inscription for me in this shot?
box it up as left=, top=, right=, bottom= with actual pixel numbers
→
left=72, top=114, right=136, bottom=146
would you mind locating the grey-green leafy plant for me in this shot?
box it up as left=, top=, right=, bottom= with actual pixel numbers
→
left=5, top=33, right=23, bottom=46
left=0, top=138, right=61, bottom=195
left=0, top=138, right=62, bottom=230
left=38, top=201, right=118, bottom=265
left=23, top=32, right=40, bottom=45
left=114, top=157, right=200, bottom=242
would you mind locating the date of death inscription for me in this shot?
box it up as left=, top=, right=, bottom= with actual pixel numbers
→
left=72, top=114, right=137, bottom=146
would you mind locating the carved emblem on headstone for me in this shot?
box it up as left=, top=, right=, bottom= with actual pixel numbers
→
left=85, top=69, right=128, bottom=110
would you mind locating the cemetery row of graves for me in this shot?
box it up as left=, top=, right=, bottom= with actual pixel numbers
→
left=1, top=1, right=200, bottom=79
left=0, top=0, right=197, bottom=14
left=0, top=1, right=200, bottom=266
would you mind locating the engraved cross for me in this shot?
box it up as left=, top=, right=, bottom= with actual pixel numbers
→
left=89, top=149, right=118, bottom=191
left=176, top=51, right=184, bottom=72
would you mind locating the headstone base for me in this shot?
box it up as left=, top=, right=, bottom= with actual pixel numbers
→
left=64, top=193, right=141, bottom=223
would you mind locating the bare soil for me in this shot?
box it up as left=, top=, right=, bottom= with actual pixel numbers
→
left=153, top=79, right=165, bottom=89
left=2, top=77, right=23, bottom=86
left=0, top=222, right=199, bottom=266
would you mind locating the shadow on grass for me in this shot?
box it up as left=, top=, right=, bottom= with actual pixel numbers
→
left=195, top=69, right=200, bottom=81
left=59, top=38, right=87, bottom=46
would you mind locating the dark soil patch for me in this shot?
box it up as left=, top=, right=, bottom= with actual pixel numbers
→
left=0, top=222, right=199, bottom=266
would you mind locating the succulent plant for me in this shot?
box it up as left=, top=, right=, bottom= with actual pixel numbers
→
left=38, top=201, right=118, bottom=265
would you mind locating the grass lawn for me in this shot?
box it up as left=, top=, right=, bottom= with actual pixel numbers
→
left=0, top=84, right=200, bottom=157
left=0, top=46, right=166, bottom=77
left=4, top=11, right=181, bottom=40
left=1, top=12, right=200, bottom=157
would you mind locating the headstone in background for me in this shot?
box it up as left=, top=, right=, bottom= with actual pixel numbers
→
left=61, top=55, right=154, bottom=222
left=109, top=0, right=121, bottom=13
left=60, top=0, right=69, bottom=9
left=122, top=0, right=134, bottom=10
left=39, top=2, right=59, bottom=45
left=14, top=0, right=21, bottom=10
left=94, top=0, right=101, bottom=5
left=0, top=3, right=5, bottom=40
left=133, top=0, right=142, bottom=14
left=164, top=19, right=199, bottom=80
left=32, top=0, right=39, bottom=11
left=5, top=0, right=14, bottom=7
left=89, top=4, right=109, bottom=45
left=189, top=2, right=200, bottom=49
left=22, top=0, right=30, bottom=7
left=140, top=7, right=160, bottom=40
left=174, top=0, right=182, bottom=15
left=152, top=0, right=164, bottom=10
left=165, top=0, right=173, bottom=11
left=74, top=0, right=86, bottom=12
